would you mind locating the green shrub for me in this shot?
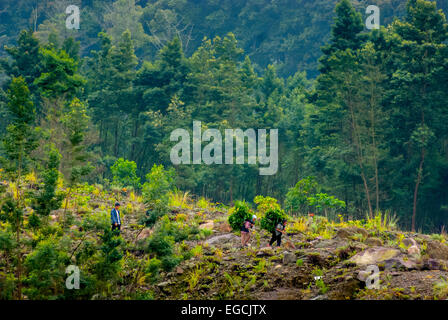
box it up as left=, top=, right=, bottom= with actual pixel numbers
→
left=146, top=258, right=162, bottom=283
left=147, top=232, right=174, bottom=257
left=161, top=255, right=181, bottom=272
left=32, top=146, right=64, bottom=217
left=81, top=210, right=110, bottom=231
left=142, top=164, right=175, bottom=208
left=95, top=228, right=124, bottom=282
left=23, top=239, right=70, bottom=299
left=110, top=158, right=141, bottom=189
left=228, top=201, right=252, bottom=231
left=156, top=215, right=190, bottom=242
left=285, top=176, right=318, bottom=214
left=260, top=208, right=287, bottom=233
left=139, top=209, right=165, bottom=228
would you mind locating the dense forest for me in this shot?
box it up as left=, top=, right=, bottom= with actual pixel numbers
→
left=0, top=0, right=447, bottom=232
left=1, top=0, right=448, bottom=78
left=0, top=0, right=448, bottom=301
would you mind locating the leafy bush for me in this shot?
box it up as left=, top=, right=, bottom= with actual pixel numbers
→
left=285, top=176, right=318, bottom=214
left=228, top=201, right=252, bottom=231
left=110, top=158, right=141, bottom=189
left=138, top=209, right=165, bottom=228
left=23, top=239, right=70, bottom=299
left=95, top=228, right=124, bottom=282
left=147, top=232, right=174, bottom=257
left=81, top=210, right=110, bottom=232
left=161, top=255, right=181, bottom=272
left=142, top=164, right=175, bottom=208
left=260, top=208, right=287, bottom=233
left=307, top=193, right=345, bottom=219
left=146, top=258, right=162, bottom=283
left=32, top=146, right=64, bottom=217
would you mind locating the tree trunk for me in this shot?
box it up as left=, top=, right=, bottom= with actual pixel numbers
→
left=347, top=92, right=373, bottom=219
left=114, top=119, right=119, bottom=157
left=412, top=148, right=425, bottom=232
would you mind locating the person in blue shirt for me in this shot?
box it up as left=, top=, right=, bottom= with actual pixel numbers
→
left=111, top=202, right=121, bottom=233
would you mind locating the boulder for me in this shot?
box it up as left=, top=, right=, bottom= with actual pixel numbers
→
left=384, top=257, right=419, bottom=271
left=402, top=238, right=420, bottom=257
left=335, top=227, right=368, bottom=240
left=307, top=252, right=328, bottom=267
left=199, top=220, right=214, bottom=230
left=218, top=222, right=232, bottom=233
left=426, top=241, right=448, bottom=260
left=403, top=238, right=417, bottom=247
left=205, top=233, right=238, bottom=245
left=314, top=239, right=348, bottom=249
left=357, top=270, right=371, bottom=282
left=282, top=252, right=296, bottom=265
left=348, top=247, right=401, bottom=266
left=176, top=267, right=184, bottom=275
left=365, top=237, right=383, bottom=247
left=423, top=258, right=448, bottom=271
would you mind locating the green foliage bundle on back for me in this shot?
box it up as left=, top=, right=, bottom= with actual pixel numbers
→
left=228, top=201, right=252, bottom=231
left=260, top=208, right=287, bottom=233
left=254, top=195, right=281, bottom=215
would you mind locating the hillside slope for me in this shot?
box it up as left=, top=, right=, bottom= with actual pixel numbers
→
left=5, top=183, right=446, bottom=300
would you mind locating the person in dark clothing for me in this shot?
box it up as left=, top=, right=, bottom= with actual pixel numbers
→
left=111, top=202, right=121, bottom=233
left=268, top=219, right=287, bottom=247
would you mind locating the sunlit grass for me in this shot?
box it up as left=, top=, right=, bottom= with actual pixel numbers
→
left=169, top=190, right=192, bottom=209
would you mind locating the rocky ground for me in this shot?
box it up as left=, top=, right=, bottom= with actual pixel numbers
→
left=122, top=208, right=448, bottom=300
left=39, top=186, right=448, bottom=300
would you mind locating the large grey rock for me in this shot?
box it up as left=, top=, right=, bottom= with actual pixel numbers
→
left=283, top=252, right=296, bottom=265
left=426, top=241, right=448, bottom=260
left=365, top=237, right=383, bottom=247
left=423, top=258, right=448, bottom=271
left=205, top=233, right=238, bottom=245
left=335, top=227, right=368, bottom=240
left=348, top=247, right=401, bottom=266
left=384, top=257, right=419, bottom=271
left=199, top=220, right=214, bottom=230
left=314, top=239, right=348, bottom=249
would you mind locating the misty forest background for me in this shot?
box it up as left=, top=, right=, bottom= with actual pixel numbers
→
left=0, top=0, right=447, bottom=232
